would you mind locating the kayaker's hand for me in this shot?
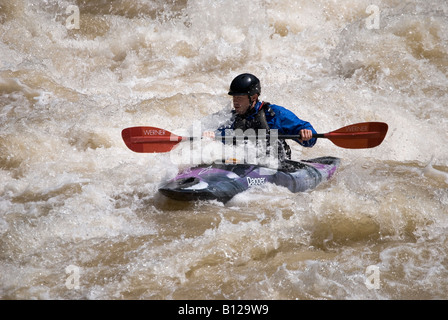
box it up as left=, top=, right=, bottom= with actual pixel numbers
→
left=299, top=129, right=313, bottom=143
left=202, top=131, right=215, bottom=140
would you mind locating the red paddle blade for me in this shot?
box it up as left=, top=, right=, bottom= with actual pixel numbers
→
left=324, top=122, right=388, bottom=149
left=121, top=127, right=183, bottom=153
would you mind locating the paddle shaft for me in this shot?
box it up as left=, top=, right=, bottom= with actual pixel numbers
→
left=127, top=132, right=384, bottom=144
left=122, top=122, right=388, bottom=153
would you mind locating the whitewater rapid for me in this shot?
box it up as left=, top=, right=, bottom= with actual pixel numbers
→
left=1, top=0, right=447, bottom=299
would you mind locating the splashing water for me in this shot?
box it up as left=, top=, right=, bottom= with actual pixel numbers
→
left=1, top=0, right=447, bottom=299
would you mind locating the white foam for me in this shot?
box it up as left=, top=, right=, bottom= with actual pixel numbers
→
left=2, top=0, right=448, bottom=300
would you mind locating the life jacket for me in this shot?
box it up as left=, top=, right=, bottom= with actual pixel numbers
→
left=231, top=101, right=292, bottom=160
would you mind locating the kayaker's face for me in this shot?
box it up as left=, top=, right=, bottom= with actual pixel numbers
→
left=232, top=95, right=255, bottom=115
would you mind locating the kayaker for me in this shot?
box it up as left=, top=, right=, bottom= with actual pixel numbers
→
left=203, top=73, right=317, bottom=162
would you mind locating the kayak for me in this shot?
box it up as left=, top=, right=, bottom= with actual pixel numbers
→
left=122, top=122, right=387, bottom=202
left=158, top=156, right=340, bottom=202
left=123, top=122, right=387, bottom=202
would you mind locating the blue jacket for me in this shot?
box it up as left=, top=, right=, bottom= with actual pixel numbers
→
left=218, top=101, right=317, bottom=147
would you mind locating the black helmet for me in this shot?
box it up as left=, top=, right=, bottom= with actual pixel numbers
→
left=228, top=73, right=261, bottom=96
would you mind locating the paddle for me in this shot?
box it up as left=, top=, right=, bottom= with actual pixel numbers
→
left=121, top=122, right=388, bottom=153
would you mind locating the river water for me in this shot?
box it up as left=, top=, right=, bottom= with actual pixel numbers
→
left=1, top=0, right=448, bottom=300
